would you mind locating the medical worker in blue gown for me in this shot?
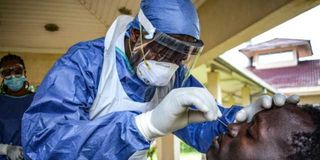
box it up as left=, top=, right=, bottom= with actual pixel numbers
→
left=22, top=0, right=299, bottom=159
left=0, top=54, right=34, bottom=160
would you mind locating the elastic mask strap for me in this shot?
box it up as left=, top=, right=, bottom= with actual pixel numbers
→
left=0, top=79, right=4, bottom=94
left=139, top=23, right=151, bottom=69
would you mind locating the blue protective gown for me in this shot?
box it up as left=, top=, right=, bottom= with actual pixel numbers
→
left=22, top=37, right=241, bottom=160
left=0, top=93, right=34, bottom=160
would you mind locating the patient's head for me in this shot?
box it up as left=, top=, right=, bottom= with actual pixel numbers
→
left=207, top=104, right=320, bottom=160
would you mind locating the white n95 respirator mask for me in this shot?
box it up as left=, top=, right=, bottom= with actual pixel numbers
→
left=136, top=60, right=179, bottom=86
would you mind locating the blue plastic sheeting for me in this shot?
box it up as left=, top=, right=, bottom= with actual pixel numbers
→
left=22, top=37, right=241, bottom=159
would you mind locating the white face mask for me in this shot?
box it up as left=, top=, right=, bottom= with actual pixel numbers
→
left=136, top=60, right=179, bottom=86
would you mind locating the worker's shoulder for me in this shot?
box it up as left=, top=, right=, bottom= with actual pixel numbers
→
left=58, top=37, right=105, bottom=67
left=65, top=37, right=105, bottom=58
left=70, top=37, right=105, bottom=50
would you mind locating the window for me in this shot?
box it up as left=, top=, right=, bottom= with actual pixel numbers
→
left=256, top=51, right=297, bottom=69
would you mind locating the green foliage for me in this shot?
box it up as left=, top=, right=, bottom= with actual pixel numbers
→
left=180, top=141, right=197, bottom=153
left=147, top=146, right=156, bottom=160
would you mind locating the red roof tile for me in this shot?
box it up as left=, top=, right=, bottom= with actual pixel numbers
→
left=248, top=60, right=320, bottom=88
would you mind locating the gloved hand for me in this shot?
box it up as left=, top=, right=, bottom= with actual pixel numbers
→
left=135, top=87, right=222, bottom=140
left=235, top=93, right=300, bottom=122
left=5, top=144, right=23, bottom=160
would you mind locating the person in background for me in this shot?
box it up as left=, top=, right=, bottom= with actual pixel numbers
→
left=206, top=103, right=320, bottom=160
left=0, top=54, right=34, bottom=160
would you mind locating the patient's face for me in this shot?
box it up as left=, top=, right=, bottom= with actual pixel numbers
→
left=207, top=104, right=315, bottom=160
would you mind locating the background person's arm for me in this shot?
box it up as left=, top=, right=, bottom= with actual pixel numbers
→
left=22, top=41, right=150, bottom=160
left=0, top=144, right=23, bottom=160
left=0, top=144, right=7, bottom=155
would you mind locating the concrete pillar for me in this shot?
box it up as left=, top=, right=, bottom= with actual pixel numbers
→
left=241, top=85, right=251, bottom=106
left=156, top=134, right=180, bottom=160
left=207, top=71, right=222, bottom=103
left=224, top=94, right=235, bottom=108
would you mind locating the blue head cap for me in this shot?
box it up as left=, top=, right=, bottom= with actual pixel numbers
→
left=129, top=0, right=200, bottom=39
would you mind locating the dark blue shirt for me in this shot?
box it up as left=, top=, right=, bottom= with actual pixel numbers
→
left=0, top=93, right=34, bottom=159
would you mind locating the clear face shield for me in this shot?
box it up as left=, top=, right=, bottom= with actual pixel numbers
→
left=129, top=9, right=204, bottom=83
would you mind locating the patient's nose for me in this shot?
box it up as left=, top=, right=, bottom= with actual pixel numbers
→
left=227, top=123, right=241, bottom=138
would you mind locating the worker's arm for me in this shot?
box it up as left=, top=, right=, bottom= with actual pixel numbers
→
left=22, top=40, right=150, bottom=160
left=172, top=68, right=298, bottom=153
left=172, top=69, right=242, bottom=153
left=174, top=105, right=241, bottom=153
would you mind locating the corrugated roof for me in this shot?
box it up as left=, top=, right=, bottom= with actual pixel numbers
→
left=248, top=60, right=320, bottom=88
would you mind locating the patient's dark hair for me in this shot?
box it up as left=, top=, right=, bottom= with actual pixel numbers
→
left=0, top=54, right=25, bottom=69
left=287, top=104, right=320, bottom=160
